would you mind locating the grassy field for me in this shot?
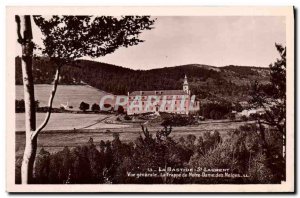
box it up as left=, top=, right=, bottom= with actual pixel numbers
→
left=16, top=85, right=112, bottom=111
left=16, top=113, right=132, bottom=131
left=15, top=118, right=251, bottom=157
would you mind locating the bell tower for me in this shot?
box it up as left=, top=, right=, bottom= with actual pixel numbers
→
left=183, top=74, right=189, bottom=94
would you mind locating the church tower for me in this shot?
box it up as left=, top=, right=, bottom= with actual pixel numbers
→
left=183, top=74, right=189, bottom=94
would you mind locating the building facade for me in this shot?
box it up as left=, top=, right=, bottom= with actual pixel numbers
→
left=126, top=75, right=200, bottom=115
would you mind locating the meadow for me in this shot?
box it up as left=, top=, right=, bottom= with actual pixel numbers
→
left=16, top=85, right=111, bottom=111
left=15, top=84, right=251, bottom=159
left=15, top=113, right=125, bottom=131
left=15, top=118, right=250, bottom=157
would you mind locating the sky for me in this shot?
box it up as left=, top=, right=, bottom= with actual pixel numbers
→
left=30, top=16, right=286, bottom=70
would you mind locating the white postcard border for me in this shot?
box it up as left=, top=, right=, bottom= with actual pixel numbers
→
left=6, top=6, right=294, bottom=192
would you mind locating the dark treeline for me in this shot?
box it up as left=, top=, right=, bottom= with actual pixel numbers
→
left=15, top=124, right=284, bottom=184
left=15, top=99, right=40, bottom=113
left=15, top=57, right=269, bottom=102
left=199, top=101, right=240, bottom=120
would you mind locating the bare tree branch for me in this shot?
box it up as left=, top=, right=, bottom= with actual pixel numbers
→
left=31, top=66, right=61, bottom=139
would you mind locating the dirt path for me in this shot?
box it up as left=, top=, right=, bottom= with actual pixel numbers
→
left=78, top=116, right=112, bottom=129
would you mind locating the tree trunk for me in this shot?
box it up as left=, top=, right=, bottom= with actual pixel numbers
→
left=257, top=120, right=269, bottom=157
left=21, top=136, right=37, bottom=184
left=16, top=15, right=36, bottom=184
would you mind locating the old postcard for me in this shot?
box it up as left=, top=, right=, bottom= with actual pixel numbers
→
left=6, top=6, right=294, bottom=192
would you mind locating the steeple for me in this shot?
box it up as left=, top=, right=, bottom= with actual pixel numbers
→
left=183, top=74, right=189, bottom=94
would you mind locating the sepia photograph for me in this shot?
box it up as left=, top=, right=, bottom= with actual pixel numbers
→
left=6, top=6, right=294, bottom=192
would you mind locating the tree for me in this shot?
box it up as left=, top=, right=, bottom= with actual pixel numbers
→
left=234, top=102, right=243, bottom=112
left=250, top=43, right=286, bottom=157
left=15, top=99, right=39, bottom=113
left=250, top=44, right=286, bottom=181
left=91, top=103, right=100, bottom=112
left=15, top=15, right=36, bottom=184
left=79, top=101, right=90, bottom=112
left=117, top=105, right=125, bottom=114
left=15, top=15, right=155, bottom=183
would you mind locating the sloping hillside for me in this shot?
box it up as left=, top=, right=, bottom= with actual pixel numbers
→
left=15, top=57, right=270, bottom=103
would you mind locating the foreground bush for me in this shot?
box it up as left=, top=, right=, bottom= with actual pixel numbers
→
left=15, top=124, right=285, bottom=184
left=161, top=114, right=197, bottom=126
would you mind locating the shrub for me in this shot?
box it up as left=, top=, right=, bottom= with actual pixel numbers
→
left=15, top=99, right=39, bottom=112
left=161, top=114, right=196, bottom=126
left=229, top=113, right=236, bottom=120
left=199, top=101, right=232, bottom=120
left=91, top=103, right=100, bottom=112
left=124, top=114, right=132, bottom=121
left=241, top=115, right=248, bottom=121
left=14, top=123, right=284, bottom=184
left=117, top=106, right=125, bottom=114
left=79, top=101, right=90, bottom=112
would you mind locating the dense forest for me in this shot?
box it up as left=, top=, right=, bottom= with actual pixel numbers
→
left=15, top=57, right=270, bottom=102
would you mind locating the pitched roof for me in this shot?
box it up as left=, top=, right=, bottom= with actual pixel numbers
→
left=129, top=90, right=187, bottom=96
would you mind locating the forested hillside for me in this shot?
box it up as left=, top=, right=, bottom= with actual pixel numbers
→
left=15, top=57, right=270, bottom=102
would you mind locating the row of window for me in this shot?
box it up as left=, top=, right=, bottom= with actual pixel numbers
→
left=128, top=95, right=189, bottom=100
left=129, top=101, right=189, bottom=105
left=129, top=106, right=187, bottom=111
